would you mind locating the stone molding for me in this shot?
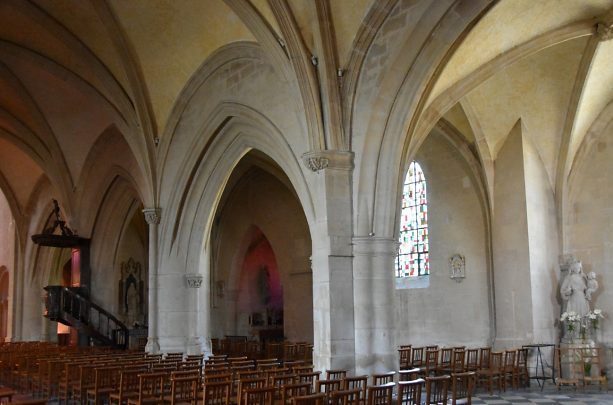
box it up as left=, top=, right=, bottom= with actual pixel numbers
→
left=185, top=273, right=203, bottom=288
left=302, top=150, right=354, bottom=172
left=143, top=208, right=161, bottom=225
left=595, top=22, right=613, bottom=42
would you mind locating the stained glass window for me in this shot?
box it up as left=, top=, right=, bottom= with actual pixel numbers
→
left=395, top=161, right=429, bottom=277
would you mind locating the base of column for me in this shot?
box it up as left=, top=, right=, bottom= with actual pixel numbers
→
left=145, top=337, right=160, bottom=353
left=187, top=336, right=212, bottom=356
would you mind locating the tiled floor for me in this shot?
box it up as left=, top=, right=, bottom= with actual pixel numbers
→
left=473, top=384, right=612, bottom=405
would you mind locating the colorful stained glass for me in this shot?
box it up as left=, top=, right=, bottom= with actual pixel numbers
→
left=396, top=161, right=429, bottom=277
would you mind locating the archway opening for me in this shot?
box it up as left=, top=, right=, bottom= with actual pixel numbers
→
left=210, top=150, right=312, bottom=345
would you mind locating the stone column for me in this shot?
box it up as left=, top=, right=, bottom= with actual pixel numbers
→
left=185, top=273, right=208, bottom=355
left=143, top=208, right=161, bottom=353
left=303, top=151, right=355, bottom=373
left=352, top=237, right=397, bottom=374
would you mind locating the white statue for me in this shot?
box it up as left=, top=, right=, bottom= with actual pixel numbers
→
left=560, top=260, right=590, bottom=317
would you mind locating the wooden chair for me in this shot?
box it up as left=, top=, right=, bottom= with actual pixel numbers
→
left=242, top=386, right=275, bottom=405
left=449, top=372, right=475, bottom=405
left=297, top=372, right=321, bottom=391
left=325, top=370, right=347, bottom=380
left=397, top=379, right=424, bottom=405
left=202, top=380, right=231, bottom=405
left=418, top=349, right=437, bottom=377
left=465, top=349, right=479, bottom=373
left=329, top=388, right=362, bottom=405
left=410, top=348, right=425, bottom=368
left=440, top=350, right=465, bottom=376
left=478, top=348, right=491, bottom=371
left=342, top=375, right=367, bottom=400
left=398, top=348, right=412, bottom=370
left=271, top=374, right=298, bottom=399
left=109, top=369, right=146, bottom=405
left=580, top=346, right=607, bottom=390
left=371, top=372, right=395, bottom=386
left=293, top=366, right=314, bottom=375
left=514, top=348, right=529, bottom=388
left=127, top=372, right=167, bottom=405
left=501, top=350, right=516, bottom=390
left=477, top=352, right=503, bottom=395
left=86, top=366, right=121, bottom=405
left=236, top=377, right=267, bottom=405
left=315, top=379, right=342, bottom=397
left=281, top=383, right=311, bottom=405
left=167, top=375, right=199, bottom=405
left=366, top=382, right=394, bottom=405
left=436, top=349, right=452, bottom=375
left=424, top=375, right=450, bottom=405
left=291, top=392, right=327, bottom=405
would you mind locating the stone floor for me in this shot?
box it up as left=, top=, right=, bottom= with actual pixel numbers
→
left=473, top=383, right=612, bottom=405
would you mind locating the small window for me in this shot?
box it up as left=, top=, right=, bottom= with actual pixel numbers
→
left=395, top=161, right=429, bottom=278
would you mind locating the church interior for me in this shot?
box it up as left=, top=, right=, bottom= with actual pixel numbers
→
left=0, top=0, right=612, bottom=392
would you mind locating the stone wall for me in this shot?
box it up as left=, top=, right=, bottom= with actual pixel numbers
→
left=394, top=131, right=491, bottom=347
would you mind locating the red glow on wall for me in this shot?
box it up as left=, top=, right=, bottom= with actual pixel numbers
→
left=237, top=229, right=282, bottom=312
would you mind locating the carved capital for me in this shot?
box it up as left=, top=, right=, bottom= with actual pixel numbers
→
left=595, top=22, right=613, bottom=41
left=143, top=208, right=161, bottom=225
left=186, top=274, right=203, bottom=288
left=301, top=150, right=354, bottom=172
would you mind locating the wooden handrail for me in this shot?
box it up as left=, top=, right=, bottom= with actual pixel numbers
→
left=44, top=286, right=128, bottom=349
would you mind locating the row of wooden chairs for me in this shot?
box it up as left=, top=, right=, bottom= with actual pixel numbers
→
left=211, top=340, right=313, bottom=363
left=398, top=345, right=529, bottom=394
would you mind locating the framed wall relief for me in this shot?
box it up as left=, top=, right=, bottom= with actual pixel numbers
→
left=118, top=258, right=144, bottom=326
left=449, top=254, right=465, bottom=282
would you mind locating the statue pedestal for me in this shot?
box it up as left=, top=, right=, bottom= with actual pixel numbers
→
left=559, top=342, right=602, bottom=381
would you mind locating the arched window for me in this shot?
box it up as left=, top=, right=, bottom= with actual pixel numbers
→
left=396, top=161, right=429, bottom=277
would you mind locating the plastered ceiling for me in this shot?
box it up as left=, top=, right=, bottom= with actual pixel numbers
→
left=0, top=0, right=611, bottom=219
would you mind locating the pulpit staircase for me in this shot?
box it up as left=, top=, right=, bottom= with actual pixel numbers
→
left=43, top=286, right=128, bottom=349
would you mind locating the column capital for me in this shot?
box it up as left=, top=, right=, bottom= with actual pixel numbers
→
left=143, top=208, right=161, bottom=225
left=595, top=21, right=613, bottom=42
left=301, top=150, right=354, bottom=172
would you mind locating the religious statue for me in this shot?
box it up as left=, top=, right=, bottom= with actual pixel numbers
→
left=585, top=271, right=598, bottom=301
left=560, top=260, right=590, bottom=317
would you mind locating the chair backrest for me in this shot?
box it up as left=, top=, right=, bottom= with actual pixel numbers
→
left=425, top=375, right=450, bottom=405
left=203, top=380, right=231, bottom=405
left=291, top=392, right=327, bottom=405
left=450, top=372, right=475, bottom=405
left=297, top=372, right=321, bottom=390
left=439, top=348, right=453, bottom=367
left=243, top=386, right=275, bottom=405
left=326, top=370, right=347, bottom=380
left=329, top=388, right=362, bottom=405
left=504, top=350, right=516, bottom=369
left=281, top=382, right=312, bottom=405
left=399, top=348, right=412, bottom=370
left=137, top=372, right=167, bottom=403
left=237, top=377, right=267, bottom=405
left=315, top=379, right=342, bottom=395
left=293, top=366, right=314, bottom=375
left=489, top=352, right=503, bottom=371
left=342, top=375, right=367, bottom=399
left=372, top=371, right=395, bottom=386
left=366, top=382, right=394, bottom=405
left=411, top=348, right=425, bottom=367
left=450, top=350, right=465, bottom=373
left=169, top=375, right=199, bottom=405
left=397, top=379, right=424, bottom=405
left=479, top=348, right=491, bottom=370
left=465, top=349, right=479, bottom=371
